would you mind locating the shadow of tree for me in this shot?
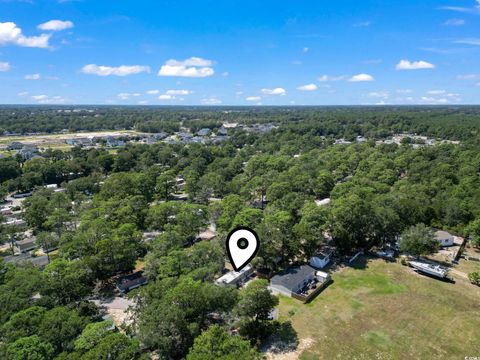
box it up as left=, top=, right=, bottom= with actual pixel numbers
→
left=261, top=321, right=299, bottom=354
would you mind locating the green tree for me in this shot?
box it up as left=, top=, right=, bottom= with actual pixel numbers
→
left=1, top=306, right=46, bottom=343
left=187, top=325, right=260, bottom=360
left=38, top=307, right=89, bottom=354
left=74, top=321, right=114, bottom=352
left=466, top=218, right=480, bottom=247
left=41, top=259, right=92, bottom=305
left=82, top=332, right=141, bottom=360
left=6, top=335, right=54, bottom=360
left=235, top=279, right=278, bottom=321
left=399, top=224, right=438, bottom=256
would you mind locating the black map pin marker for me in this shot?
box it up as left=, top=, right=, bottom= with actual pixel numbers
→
left=226, top=227, right=260, bottom=271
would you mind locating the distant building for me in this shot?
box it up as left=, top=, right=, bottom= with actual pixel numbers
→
left=18, top=145, right=39, bottom=160
left=8, top=142, right=24, bottom=150
left=4, top=253, right=49, bottom=269
left=310, top=249, right=333, bottom=269
left=116, top=271, right=148, bottom=294
left=314, top=198, right=331, bottom=206
left=435, top=230, right=455, bottom=247
left=215, top=264, right=254, bottom=286
left=197, top=128, right=211, bottom=137
left=14, top=237, right=37, bottom=254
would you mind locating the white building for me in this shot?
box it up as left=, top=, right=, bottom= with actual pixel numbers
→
left=314, top=198, right=331, bottom=206
left=435, top=230, right=455, bottom=247
left=215, top=264, right=253, bottom=286
left=310, top=249, right=333, bottom=269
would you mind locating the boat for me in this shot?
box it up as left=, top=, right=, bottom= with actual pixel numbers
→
left=409, top=261, right=449, bottom=279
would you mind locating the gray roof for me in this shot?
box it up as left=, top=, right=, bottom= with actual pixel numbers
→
left=270, top=265, right=315, bottom=291
left=4, top=254, right=49, bottom=268
left=435, top=230, right=453, bottom=240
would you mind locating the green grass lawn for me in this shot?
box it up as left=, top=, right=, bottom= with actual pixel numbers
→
left=277, top=258, right=480, bottom=360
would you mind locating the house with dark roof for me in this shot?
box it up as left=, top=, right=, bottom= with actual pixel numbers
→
left=270, top=265, right=316, bottom=297
left=116, top=271, right=148, bottom=294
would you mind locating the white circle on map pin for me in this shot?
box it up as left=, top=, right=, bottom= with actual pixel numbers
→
left=226, top=227, right=260, bottom=271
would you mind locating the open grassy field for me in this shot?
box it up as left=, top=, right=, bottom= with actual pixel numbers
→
left=277, top=258, right=480, bottom=360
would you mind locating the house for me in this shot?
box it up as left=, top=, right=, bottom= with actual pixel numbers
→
left=270, top=265, right=317, bottom=297
left=197, top=128, right=211, bottom=137
left=8, top=141, right=24, bottom=150
left=18, top=145, right=39, bottom=160
left=14, top=237, right=37, bottom=254
left=4, top=253, right=49, bottom=269
left=13, top=192, right=32, bottom=199
left=310, top=249, right=333, bottom=269
left=116, top=271, right=148, bottom=293
left=435, top=230, right=455, bottom=247
left=217, top=126, right=228, bottom=136
left=215, top=264, right=254, bottom=286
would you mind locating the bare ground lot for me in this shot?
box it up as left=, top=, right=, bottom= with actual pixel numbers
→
left=0, top=130, right=148, bottom=150
left=273, top=258, right=480, bottom=360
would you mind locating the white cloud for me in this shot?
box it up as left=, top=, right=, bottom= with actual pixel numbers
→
left=367, top=91, right=389, bottom=98
left=158, top=57, right=214, bottom=78
left=297, top=83, right=318, bottom=91
left=18, top=91, right=29, bottom=97
left=318, top=75, right=347, bottom=82
left=396, top=89, right=413, bottom=94
left=117, top=92, right=141, bottom=100
left=0, top=22, right=50, bottom=48
left=31, top=94, right=67, bottom=104
left=246, top=96, right=262, bottom=101
left=396, top=59, right=435, bottom=70
left=420, top=96, right=449, bottom=104
left=261, top=87, right=286, bottom=95
left=427, top=90, right=446, bottom=95
left=146, top=89, right=160, bottom=95
left=457, top=74, right=480, bottom=80
left=81, top=64, right=150, bottom=76
left=138, top=100, right=148, bottom=105
left=444, top=18, right=465, bottom=26
left=165, top=89, right=192, bottom=95
left=32, top=95, right=48, bottom=101
left=159, top=94, right=175, bottom=100
left=348, top=73, right=374, bottom=82
left=117, top=93, right=131, bottom=100
left=302, top=47, right=309, bottom=53
left=37, top=20, right=74, bottom=31
left=454, top=38, right=480, bottom=46
left=201, top=97, right=222, bottom=105
left=0, top=62, right=11, bottom=71
left=24, top=73, right=41, bottom=80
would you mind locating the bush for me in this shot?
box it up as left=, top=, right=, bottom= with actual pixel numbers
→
left=468, top=272, right=480, bottom=286
left=400, top=257, right=408, bottom=266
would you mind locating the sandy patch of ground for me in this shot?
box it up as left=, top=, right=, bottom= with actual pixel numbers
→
left=264, top=338, right=314, bottom=360
left=92, top=297, right=134, bottom=327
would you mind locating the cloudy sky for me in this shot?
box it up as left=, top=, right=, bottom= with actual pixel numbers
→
left=0, top=0, right=479, bottom=105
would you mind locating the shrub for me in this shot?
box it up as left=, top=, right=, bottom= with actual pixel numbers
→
left=468, top=272, right=480, bottom=286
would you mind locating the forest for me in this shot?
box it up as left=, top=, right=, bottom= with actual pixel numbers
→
left=1, top=106, right=480, bottom=359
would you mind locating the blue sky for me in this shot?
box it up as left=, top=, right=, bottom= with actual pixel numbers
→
left=0, top=0, right=479, bottom=105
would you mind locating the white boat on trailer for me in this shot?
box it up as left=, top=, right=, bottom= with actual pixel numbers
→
left=409, top=261, right=449, bottom=279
